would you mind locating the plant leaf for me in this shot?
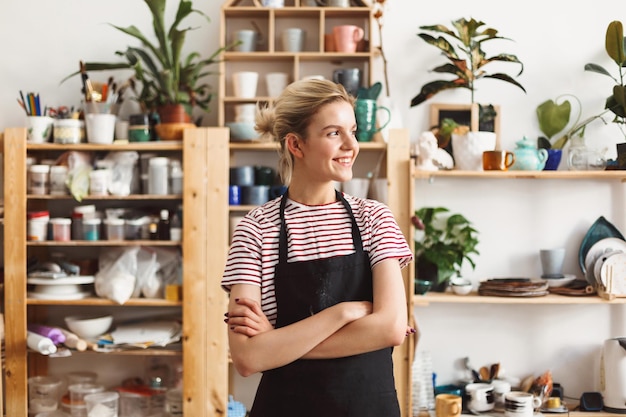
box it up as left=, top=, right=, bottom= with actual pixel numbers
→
left=410, top=80, right=470, bottom=107
left=605, top=20, right=625, bottom=66
left=536, top=99, right=571, bottom=138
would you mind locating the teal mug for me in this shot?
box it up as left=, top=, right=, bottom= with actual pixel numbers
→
left=355, top=99, right=391, bottom=142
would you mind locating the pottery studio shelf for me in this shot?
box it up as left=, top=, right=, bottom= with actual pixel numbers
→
left=412, top=169, right=626, bottom=181
left=413, top=292, right=626, bottom=306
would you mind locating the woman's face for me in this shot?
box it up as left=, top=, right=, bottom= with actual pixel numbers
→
left=298, top=100, right=359, bottom=184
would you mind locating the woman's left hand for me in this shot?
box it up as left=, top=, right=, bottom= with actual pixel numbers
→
left=225, top=297, right=274, bottom=337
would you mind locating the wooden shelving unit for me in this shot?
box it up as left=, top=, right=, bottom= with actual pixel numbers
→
left=2, top=127, right=230, bottom=417
left=408, top=163, right=626, bottom=416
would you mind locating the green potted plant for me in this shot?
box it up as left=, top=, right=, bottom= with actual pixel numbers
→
left=64, top=0, right=231, bottom=138
left=411, top=206, right=479, bottom=292
left=410, top=17, right=526, bottom=129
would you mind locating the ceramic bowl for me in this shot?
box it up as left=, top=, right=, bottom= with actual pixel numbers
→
left=450, top=278, right=473, bottom=295
left=414, top=280, right=432, bottom=295
left=65, top=315, right=113, bottom=339
left=226, top=121, right=258, bottom=142
left=154, top=123, right=196, bottom=141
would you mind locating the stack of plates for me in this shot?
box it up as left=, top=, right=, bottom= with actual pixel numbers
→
left=478, top=278, right=549, bottom=297
left=27, top=276, right=95, bottom=300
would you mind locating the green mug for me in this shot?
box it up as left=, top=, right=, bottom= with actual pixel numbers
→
left=355, top=99, right=391, bottom=142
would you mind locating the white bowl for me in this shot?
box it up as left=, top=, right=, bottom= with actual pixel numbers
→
left=450, top=278, right=473, bottom=295
left=541, top=274, right=577, bottom=287
left=65, top=315, right=113, bottom=339
left=226, top=121, right=258, bottom=142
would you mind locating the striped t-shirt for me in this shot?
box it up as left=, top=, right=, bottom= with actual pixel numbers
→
left=221, top=193, right=413, bottom=325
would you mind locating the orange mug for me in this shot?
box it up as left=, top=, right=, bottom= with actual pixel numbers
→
left=332, top=25, right=364, bottom=53
left=483, top=150, right=515, bottom=171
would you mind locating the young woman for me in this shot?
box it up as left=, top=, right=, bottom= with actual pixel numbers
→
left=221, top=78, right=413, bottom=417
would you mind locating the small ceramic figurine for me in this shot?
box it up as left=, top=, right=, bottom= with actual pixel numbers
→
left=416, top=131, right=439, bottom=171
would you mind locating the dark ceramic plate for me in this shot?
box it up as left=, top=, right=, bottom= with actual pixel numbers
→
left=579, top=216, right=625, bottom=276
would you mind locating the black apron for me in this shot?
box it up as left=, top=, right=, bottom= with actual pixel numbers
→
left=250, top=190, right=400, bottom=417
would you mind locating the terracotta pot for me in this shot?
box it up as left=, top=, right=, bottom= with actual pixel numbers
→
left=157, top=104, right=192, bottom=124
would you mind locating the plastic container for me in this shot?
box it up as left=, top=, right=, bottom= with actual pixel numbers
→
left=82, top=218, right=102, bottom=241
left=29, top=375, right=63, bottom=413
left=29, top=164, right=50, bottom=195
left=165, top=388, right=183, bottom=416
left=169, top=159, right=183, bottom=195
left=148, top=157, right=169, bottom=195
left=71, top=205, right=96, bottom=241
left=66, top=371, right=98, bottom=387
left=84, top=391, right=119, bottom=417
left=104, top=218, right=125, bottom=241
left=124, top=218, right=145, bottom=240
left=49, top=165, right=69, bottom=195
left=53, top=119, right=83, bottom=144
left=28, top=210, right=50, bottom=241
left=49, top=218, right=71, bottom=242
left=68, top=383, right=105, bottom=406
left=89, top=169, right=110, bottom=196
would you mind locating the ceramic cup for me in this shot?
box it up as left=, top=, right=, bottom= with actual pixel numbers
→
left=483, top=150, right=516, bottom=171
left=261, top=0, right=285, bottom=7
left=26, top=116, right=54, bottom=143
left=241, top=185, right=270, bottom=205
left=540, top=248, right=566, bottom=278
left=282, top=28, right=305, bottom=52
left=85, top=114, right=117, bottom=144
left=333, top=24, right=364, bottom=53
left=325, top=0, right=350, bottom=6
left=266, top=72, right=289, bottom=97
left=504, top=391, right=542, bottom=417
left=232, top=71, right=259, bottom=98
left=333, top=68, right=361, bottom=97
left=465, top=382, right=495, bottom=413
left=491, top=379, right=512, bottom=410
left=354, top=98, right=391, bottom=142
left=435, top=394, right=462, bottom=417
left=233, top=29, right=260, bottom=52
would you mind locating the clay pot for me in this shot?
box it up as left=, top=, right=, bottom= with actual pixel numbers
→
left=157, top=104, right=192, bottom=124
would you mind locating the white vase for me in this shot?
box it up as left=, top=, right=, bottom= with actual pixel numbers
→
left=451, top=131, right=497, bottom=171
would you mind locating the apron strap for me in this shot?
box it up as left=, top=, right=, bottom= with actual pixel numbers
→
left=278, top=189, right=364, bottom=265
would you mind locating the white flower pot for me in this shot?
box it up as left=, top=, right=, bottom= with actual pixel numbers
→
left=451, top=131, right=497, bottom=171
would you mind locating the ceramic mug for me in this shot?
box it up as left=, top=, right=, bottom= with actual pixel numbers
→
left=332, top=25, right=364, bottom=53
left=504, top=391, right=542, bottom=417
left=465, top=382, right=495, bottom=413
left=483, top=150, right=515, bottom=171
left=435, top=394, right=462, bottom=417
left=540, top=247, right=566, bottom=278
left=233, top=29, right=262, bottom=52
left=354, top=98, right=391, bottom=142
left=333, top=68, right=361, bottom=97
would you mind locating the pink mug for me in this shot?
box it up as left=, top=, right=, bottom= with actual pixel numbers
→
left=333, top=25, right=364, bottom=53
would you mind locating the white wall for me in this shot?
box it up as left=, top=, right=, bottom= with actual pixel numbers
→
left=2, top=0, right=626, bottom=408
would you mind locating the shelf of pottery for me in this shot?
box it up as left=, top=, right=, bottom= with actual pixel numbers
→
left=2, top=127, right=230, bottom=416
left=219, top=0, right=376, bottom=139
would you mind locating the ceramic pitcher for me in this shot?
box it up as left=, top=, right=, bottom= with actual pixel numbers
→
left=354, top=98, right=391, bottom=142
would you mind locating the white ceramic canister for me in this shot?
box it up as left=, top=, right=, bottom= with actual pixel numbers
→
left=149, top=157, right=170, bottom=195
left=53, top=119, right=83, bottom=144
left=89, top=169, right=110, bottom=196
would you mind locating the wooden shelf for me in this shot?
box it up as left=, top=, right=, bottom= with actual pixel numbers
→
left=26, top=142, right=183, bottom=151
left=26, top=297, right=182, bottom=307
left=413, top=169, right=626, bottom=181
left=413, top=291, right=625, bottom=306
left=27, top=194, right=182, bottom=200
left=26, top=240, right=179, bottom=247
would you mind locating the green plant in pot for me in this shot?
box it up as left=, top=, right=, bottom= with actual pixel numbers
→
left=63, top=0, right=231, bottom=139
left=411, top=207, right=479, bottom=292
left=410, top=17, right=526, bottom=130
